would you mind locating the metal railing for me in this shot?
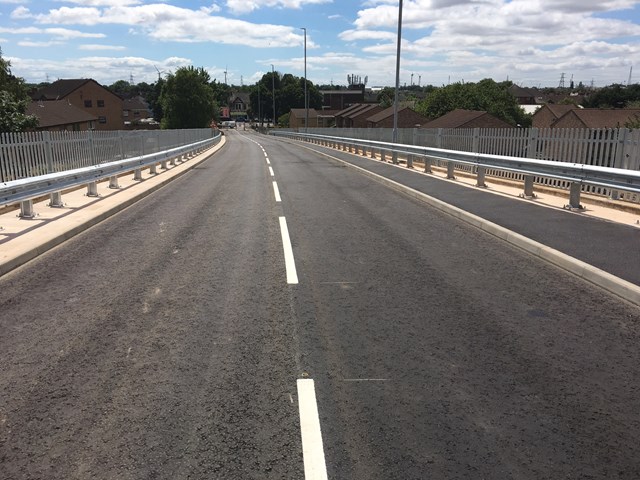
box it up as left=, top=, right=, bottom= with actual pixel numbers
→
left=0, top=128, right=215, bottom=183
left=277, top=126, right=640, bottom=204
left=0, top=129, right=222, bottom=217
left=271, top=131, right=640, bottom=210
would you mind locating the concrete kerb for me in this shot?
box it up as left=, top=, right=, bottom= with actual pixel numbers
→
left=289, top=138, right=640, bottom=308
left=0, top=136, right=227, bottom=278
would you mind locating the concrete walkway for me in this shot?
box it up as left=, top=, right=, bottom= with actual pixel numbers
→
left=0, top=137, right=226, bottom=277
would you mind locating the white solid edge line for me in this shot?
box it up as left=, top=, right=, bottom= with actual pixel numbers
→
left=269, top=166, right=275, bottom=177
left=297, top=379, right=329, bottom=480
left=273, top=181, right=282, bottom=202
left=279, top=216, right=299, bottom=284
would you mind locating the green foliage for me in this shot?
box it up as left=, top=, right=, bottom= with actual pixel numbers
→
left=582, top=83, right=640, bottom=109
left=0, top=48, right=38, bottom=132
left=377, top=87, right=395, bottom=108
left=415, top=79, right=531, bottom=127
left=278, top=112, right=289, bottom=127
left=160, top=66, right=215, bottom=129
left=250, top=72, right=322, bottom=122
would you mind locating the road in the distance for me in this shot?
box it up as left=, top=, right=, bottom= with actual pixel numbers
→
left=1, top=128, right=639, bottom=479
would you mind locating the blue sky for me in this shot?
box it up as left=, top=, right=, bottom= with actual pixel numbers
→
left=1, top=0, right=640, bottom=88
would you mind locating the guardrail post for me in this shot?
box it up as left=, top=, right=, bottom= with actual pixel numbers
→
left=522, top=176, right=535, bottom=198
left=380, top=149, right=386, bottom=162
left=49, top=191, right=64, bottom=208
left=565, top=182, right=584, bottom=210
left=392, top=151, right=399, bottom=164
left=424, top=156, right=433, bottom=173
left=109, top=175, right=120, bottom=189
left=447, top=161, right=456, bottom=179
left=370, top=147, right=376, bottom=159
left=133, top=168, right=142, bottom=181
left=476, top=166, right=487, bottom=187
left=161, top=159, right=168, bottom=170
left=19, top=200, right=36, bottom=218
left=407, top=151, right=414, bottom=169
left=87, top=181, right=99, bottom=197
left=149, top=163, right=158, bottom=175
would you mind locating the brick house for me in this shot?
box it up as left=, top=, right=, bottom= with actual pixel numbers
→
left=26, top=100, right=98, bottom=131
left=31, top=79, right=123, bottom=130
left=229, top=92, right=250, bottom=120
left=551, top=109, right=640, bottom=128
left=422, top=109, right=513, bottom=128
left=123, top=96, right=152, bottom=125
left=366, top=106, right=429, bottom=128
left=335, top=103, right=382, bottom=128
left=532, top=104, right=578, bottom=128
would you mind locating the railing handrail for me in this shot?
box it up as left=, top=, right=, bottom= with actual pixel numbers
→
left=273, top=131, right=640, bottom=195
left=0, top=134, right=221, bottom=208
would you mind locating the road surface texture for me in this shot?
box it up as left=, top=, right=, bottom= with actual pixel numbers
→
left=1, top=128, right=639, bottom=479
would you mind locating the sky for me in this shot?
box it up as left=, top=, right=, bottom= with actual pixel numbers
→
left=1, top=0, right=640, bottom=89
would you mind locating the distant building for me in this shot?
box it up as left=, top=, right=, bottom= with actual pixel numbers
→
left=123, top=96, right=153, bottom=126
left=321, top=86, right=365, bottom=110
left=31, top=79, right=123, bottom=130
left=228, top=92, right=250, bottom=120
left=334, top=103, right=383, bottom=128
left=288, top=108, right=336, bottom=129
left=366, top=106, right=429, bottom=128
left=26, top=100, right=98, bottom=131
left=422, top=109, right=513, bottom=129
left=552, top=108, right=640, bottom=129
left=532, top=104, right=579, bottom=128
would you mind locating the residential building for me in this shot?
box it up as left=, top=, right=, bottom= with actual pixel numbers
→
left=366, top=106, right=429, bottom=128
left=229, top=92, right=250, bottom=120
left=532, top=104, right=578, bottom=128
left=31, top=79, right=123, bottom=131
left=335, top=103, right=383, bottom=128
left=552, top=109, right=640, bottom=129
left=26, top=100, right=98, bottom=131
left=123, top=96, right=153, bottom=126
left=422, top=109, right=513, bottom=129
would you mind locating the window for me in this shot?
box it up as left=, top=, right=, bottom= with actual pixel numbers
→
left=123, top=110, right=129, bottom=117
left=98, top=116, right=107, bottom=124
left=235, top=102, right=244, bottom=111
left=84, top=99, right=92, bottom=108
left=97, top=100, right=105, bottom=108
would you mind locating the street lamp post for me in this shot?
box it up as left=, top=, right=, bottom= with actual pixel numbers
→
left=271, top=64, right=276, bottom=128
left=301, top=27, right=308, bottom=132
left=392, top=0, right=403, bottom=156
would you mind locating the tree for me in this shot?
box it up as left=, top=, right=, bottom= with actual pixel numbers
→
left=250, top=72, right=322, bottom=123
left=159, top=66, right=215, bottom=129
left=415, top=79, right=531, bottom=127
left=0, top=48, right=38, bottom=132
left=416, top=78, right=531, bottom=126
left=582, top=83, right=640, bottom=109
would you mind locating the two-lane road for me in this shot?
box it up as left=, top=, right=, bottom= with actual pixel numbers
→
left=1, top=129, right=639, bottom=479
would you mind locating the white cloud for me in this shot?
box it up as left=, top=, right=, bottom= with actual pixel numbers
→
left=0, top=26, right=106, bottom=39
left=225, top=0, right=333, bottom=15
left=27, top=3, right=312, bottom=48
left=78, top=44, right=127, bottom=50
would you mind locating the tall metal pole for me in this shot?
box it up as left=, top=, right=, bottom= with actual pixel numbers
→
left=300, top=27, right=308, bottom=132
left=392, top=0, right=403, bottom=145
left=271, top=64, right=276, bottom=127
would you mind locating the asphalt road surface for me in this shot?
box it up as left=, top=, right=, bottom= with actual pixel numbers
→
left=1, top=128, right=639, bottom=479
